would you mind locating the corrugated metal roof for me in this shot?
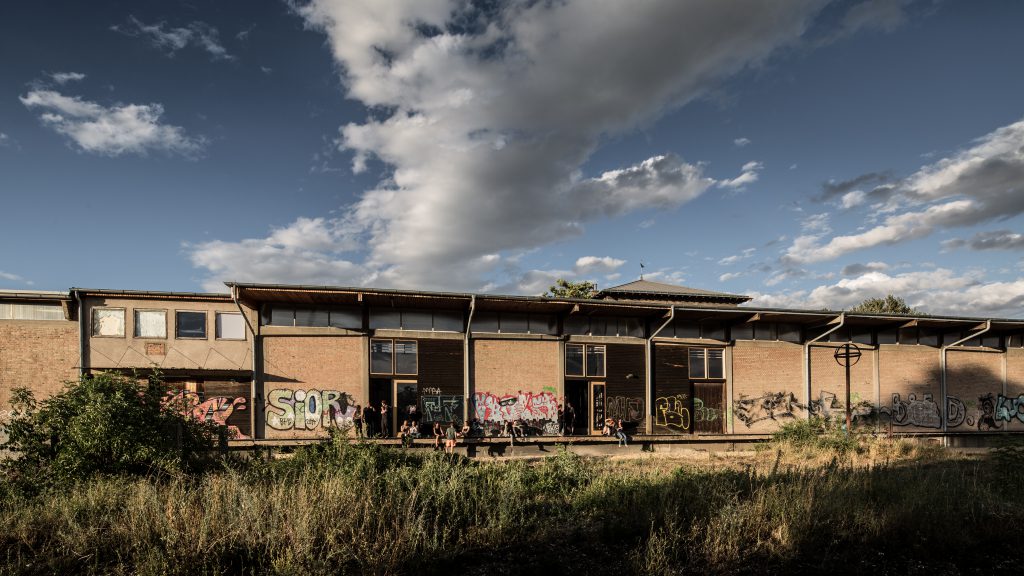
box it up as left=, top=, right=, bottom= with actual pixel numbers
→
left=599, top=279, right=750, bottom=301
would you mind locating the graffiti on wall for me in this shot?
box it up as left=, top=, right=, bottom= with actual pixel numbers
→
left=471, top=391, right=560, bottom=436
left=265, top=389, right=355, bottom=431
left=882, top=393, right=941, bottom=429
left=606, top=396, right=645, bottom=423
left=655, top=394, right=690, bottom=431
left=420, top=395, right=464, bottom=424
left=734, top=391, right=805, bottom=427
left=693, top=398, right=719, bottom=424
left=807, top=391, right=875, bottom=422
left=944, top=393, right=1024, bottom=430
left=163, top=391, right=249, bottom=439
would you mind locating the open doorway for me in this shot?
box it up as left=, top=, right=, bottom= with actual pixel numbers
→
left=564, top=379, right=588, bottom=435
left=394, top=380, right=418, bottom=434
left=369, top=378, right=390, bottom=437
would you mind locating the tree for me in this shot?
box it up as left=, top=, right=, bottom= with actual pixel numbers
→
left=849, top=294, right=919, bottom=315
left=544, top=279, right=598, bottom=298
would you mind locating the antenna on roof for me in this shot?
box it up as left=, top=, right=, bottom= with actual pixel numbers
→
left=639, top=261, right=645, bottom=280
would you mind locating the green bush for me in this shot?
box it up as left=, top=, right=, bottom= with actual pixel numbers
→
left=770, top=416, right=859, bottom=454
left=0, top=371, right=220, bottom=493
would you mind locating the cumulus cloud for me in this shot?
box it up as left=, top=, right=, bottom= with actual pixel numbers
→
left=49, top=71, right=86, bottom=84
left=733, top=137, right=751, bottom=147
left=719, top=248, right=756, bottom=266
left=112, top=15, right=233, bottom=61
left=719, top=271, right=744, bottom=282
left=717, top=160, right=764, bottom=190
left=573, top=256, right=625, bottom=275
left=20, top=89, right=205, bottom=157
left=747, top=267, right=1024, bottom=317
left=840, top=261, right=889, bottom=276
left=191, top=0, right=827, bottom=291
left=785, top=117, right=1024, bottom=264
left=944, top=229, right=1024, bottom=251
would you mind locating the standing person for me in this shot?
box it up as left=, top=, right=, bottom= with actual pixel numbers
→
left=364, top=404, right=376, bottom=437
left=444, top=421, right=457, bottom=454
left=380, top=400, right=391, bottom=437
left=399, top=420, right=411, bottom=448
left=433, top=421, right=443, bottom=450
left=353, top=404, right=364, bottom=438
left=557, top=403, right=565, bottom=435
left=566, top=403, right=576, bottom=436
left=616, top=419, right=628, bottom=447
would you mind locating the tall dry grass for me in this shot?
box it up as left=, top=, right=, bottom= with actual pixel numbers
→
left=1, top=433, right=1022, bottom=575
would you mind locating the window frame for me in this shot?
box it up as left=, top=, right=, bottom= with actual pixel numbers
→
left=215, top=312, right=247, bottom=341
left=585, top=344, right=606, bottom=378
left=91, top=307, right=126, bottom=338
left=133, top=309, right=167, bottom=339
left=689, top=346, right=725, bottom=381
left=174, top=310, right=208, bottom=340
left=393, top=339, right=419, bottom=375
left=565, top=343, right=585, bottom=377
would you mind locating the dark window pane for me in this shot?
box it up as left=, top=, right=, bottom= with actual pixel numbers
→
left=473, top=312, right=500, bottom=333
left=778, top=323, right=801, bottom=343
left=566, top=344, right=584, bottom=376
left=433, top=310, right=463, bottom=332
left=369, top=309, right=401, bottom=329
left=877, top=329, right=898, bottom=345
left=395, top=340, right=417, bottom=374
left=371, top=339, right=393, bottom=373
left=828, top=327, right=850, bottom=342
left=753, top=323, right=775, bottom=341
left=564, top=316, right=589, bottom=335
left=732, top=323, right=754, bottom=340
left=531, top=314, right=558, bottom=335
left=623, top=317, right=644, bottom=337
left=688, top=348, right=706, bottom=379
left=176, top=311, right=206, bottom=338
left=589, top=317, right=609, bottom=336
left=329, top=308, right=362, bottom=329
left=674, top=321, right=699, bottom=339
left=898, top=327, right=918, bottom=345
left=586, top=345, right=606, bottom=377
left=270, top=307, right=293, bottom=326
left=852, top=329, right=873, bottom=345
left=295, top=309, right=329, bottom=327
left=961, top=336, right=981, bottom=347
left=402, top=310, right=433, bottom=331
left=500, top=313, right=529, bottom=333
left=702, top=322, right=725, bottom=341
left=918, top=329, right=939, bottom=347
left=1010, top=334, right=1023, bottom=348
left=980, top=335, right=1001, bottom=348
left=707, top=348, right=724, bottom=379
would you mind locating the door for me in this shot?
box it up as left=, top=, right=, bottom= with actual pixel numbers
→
left=564, top=379, right=588, bottom=435
left=369, top=378, right=390, bottom=436
left=693, top=382, right=724, bottom=434
left=394, top=379, right=418, bottom=434
left=591, top=382, right=606, bottom=435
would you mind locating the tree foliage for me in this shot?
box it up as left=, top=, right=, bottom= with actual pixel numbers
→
left=544, top=279, right=598, bottom=298
left=849, top=294, right=919, bottom=315
left=0, top=371, right=220, bottom=493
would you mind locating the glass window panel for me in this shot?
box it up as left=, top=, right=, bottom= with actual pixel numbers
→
left=702, top=322, right=726, bottom=341
left=877, top=329, right=898, bottom=345
left=500, top=313, right=529, bottom=333
left=329, top=308, right=362, bottom=329
left=777, top=323, right=802, bottom=343
left=707, top=348, right=724, bottom=379
left=898, top=327, right=918, bottom=345
left=732, top=323, right=754, bottom=340
left=176, top=311, right=207, bottom=339
left=1010, top=334, right=1024, bottom=348
left=530, top=314, right=558, bottom=335
left=433, top=310, right=463, bottom=332
left=134, top=310, right=166, bottom=338
left=828, top=327, right=850, bottom=342
left=370, top=339, right=393, bottom=373
left=565, top=344, right=584, bottom=376
left=590, top=317, right=610, bottom=336
left=10, top=304, right=63, bottom=320
left=674, top=321, right=699, bottom=339
left=918, top=329, right=939, bottom=347
left=753, top=323, right=775, bottom=341
left=270, top=307, right=294, bottom=326
left=564, top=316, right=590, bottom=336
left=961, top=336, right=981, bottom=347
left=216, top=312, right=245, bottom=340
left=0, top=303, right=11, bottom=319
left=980, top=335, right=1001, bottom=348
left=92, top=309, right=124, bottom=337
left=369, top=309, right=401, bottom=329
left=473, top=312, right=500, bottom=333
left=295, top=309, right=329, bottom=327
left=623, top=317, right=644, bottom=337
left=852, top=329, right=873, bottom=345
left=395, top=340, right=418, bottom=374
left=586, top=345, right=606, bottom=377
left=402, top=310, right=433, bottom=331
left=688, top=348, right=706, bottom=379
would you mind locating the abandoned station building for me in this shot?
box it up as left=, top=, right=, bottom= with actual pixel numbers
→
left=2, top=279, right=1023, bottom=444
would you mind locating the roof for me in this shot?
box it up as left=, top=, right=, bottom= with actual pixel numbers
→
left=71, top=288, right=232, bottom=302
left=598, top=279, right=751, bottom=302
left=0, top=289, right=70, bottom=301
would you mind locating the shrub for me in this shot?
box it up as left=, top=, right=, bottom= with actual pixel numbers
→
left=0, top=371, right=220, bottom=493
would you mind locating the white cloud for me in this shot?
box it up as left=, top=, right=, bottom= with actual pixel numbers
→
left=944, top=229, right=1024, bottom=251
left=719, top=271, right=744, bottom=282
left=840, top=261, right=889, bottom=276
left=20, top=89, right=205, bottom=157
left=49, top=71, right=86, bottom=84
left=748, top=267, right=1024, bottom=317
left=573, top=256, right=625, bottom=275
left=717, top=160, right=764, bottom=189
left=733, top=137, right=751, bottom=147
left=719, top=247, right=756, bottom=266
left=0, top=271, right=27, bottom=283
left=112, top=16, right=233, bottom=61
left=840, top=189, right=866, bottom=209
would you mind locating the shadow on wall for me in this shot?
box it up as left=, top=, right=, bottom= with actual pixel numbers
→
left=733, top=363, right=1021, bottom=432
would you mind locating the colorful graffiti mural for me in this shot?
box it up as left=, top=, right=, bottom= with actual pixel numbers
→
left=471, top=391, right=560, bottom=436
left=420, top=395, right=464, bottom=424
left=655, top=394, right=690, bottom=431
left=163, top=391, right=249, bottom=440
left=265, top=389, right=355, bottom=431
left=606, top=396, right=645, bottom=423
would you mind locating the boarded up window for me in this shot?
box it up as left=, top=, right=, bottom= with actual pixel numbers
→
left=216, top=312, right=245, bottom=340
left=134, top=310, right=166, bottom=338
left=0, top=303, right=63, bottom=320
left=92, top=308, right=124, bottom=337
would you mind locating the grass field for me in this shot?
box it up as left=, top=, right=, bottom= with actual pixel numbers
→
left=2, top=430, right=1023, bottom=575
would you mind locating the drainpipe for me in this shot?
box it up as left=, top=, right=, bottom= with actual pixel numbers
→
left=230, top=285, right=259, bottom=442
left=941, top=319, right=990, bottom=436
left=804, top=312, right=845, bottom=417
left=74, top=289, right=87, bottom=378
left=463, top=295, right=476, bottom=424
left=646, top=305, right=675, bottom=435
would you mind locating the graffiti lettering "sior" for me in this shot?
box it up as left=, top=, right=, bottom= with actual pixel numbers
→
left=266, top=389, right=355, bottom=431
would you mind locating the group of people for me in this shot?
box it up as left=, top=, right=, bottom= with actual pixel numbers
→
left=349, top=399, right=464, bottom=454
left=351, top=401, right=394, bottom=438
left=602, top=418, right=629, bottom=446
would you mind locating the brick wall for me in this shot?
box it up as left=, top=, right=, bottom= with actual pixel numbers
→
left=731, top=340, right=804, bottom=433
left=809, top=345, right=875, bottom=426
left=1007, top=348, right=1024, bottom=432
left=0, top=320, right=79, bottom=412
left=261, top=335, right=364, bottom=439
left=878, top=345, right=940, bottom=432
left=471, top=339, right=561, bottom=434
left=947, top=349, right=1004, bottom=431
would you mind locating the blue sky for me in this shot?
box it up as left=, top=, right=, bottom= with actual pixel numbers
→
left=2, top=1, right=1023, bottom=316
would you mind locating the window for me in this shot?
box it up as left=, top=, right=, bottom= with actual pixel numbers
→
left=370, top=308, right=465, bottom=331
left=852, top=329, right=873, bottom=345
left=877, top=329, right=898, bottom=345
left=92, top=308, right=125, bottom=337
left=472, top=311, right=555, bottom=334
left=265, top=306, right=362, bottom=329
left=295, top=309, right=329, bottom=327
left=565, top=343, right=604, bottom=377
left=701, top=322, right=726, bottom=341
left=433, top=310, right=464, bottom=332
left=0, top=303, right=63, bottom=320
left=500, top=313, right=529, bottom=334
left=918, top=329, right=940, bottom=347
left=175, top=311, right=207, bottom=339
left=689, top=347, right=725, bottom=380
left=981, top=335, right=1001, bottom=349
left=370, top=338, right=418, bottom=375
left=329, top=308, right=362, bottom=329
left=777, top=323, right=802, bottom=343
left=134, top=310, right=166, bottom=339
left=732, top=323, right=754, bottom=340
left=402, top=310, right=433, bottom=331
left=564, top=316, right=590, bottom=336
left=270, top=307, right=294, bottom=326
left=370, top=309, right=401, bottom=329
left=674, top=321, right=699, bottom=339
left=754, top=323, right=776, bottom=340
left=216, top=312, right=245, bottom=340
left=474, top=312, right=500, bottom=333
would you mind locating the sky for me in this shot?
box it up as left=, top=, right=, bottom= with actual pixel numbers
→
left=2, top=0, right=1023, bottom=317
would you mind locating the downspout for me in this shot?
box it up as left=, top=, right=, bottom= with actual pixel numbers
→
left=463, top=295, right=476, bottom=425
left=74, top=289, right=87, bottom=378
left=941, top=319, right=991, bottom=436
left=804, top=312, right=845, bottom=418
left=646, top=305, right=675, bottom=435
left=230, top=285, right=259, bottom=442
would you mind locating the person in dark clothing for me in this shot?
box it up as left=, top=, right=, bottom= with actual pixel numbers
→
left=565, top=403, right=576, bottom=436
left=353, top=404, right=364, bottom=438
left=380, top=401, right=391, bottom=437
left=364, top=404, right=376, bottom=437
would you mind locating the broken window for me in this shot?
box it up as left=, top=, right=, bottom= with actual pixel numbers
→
left=134, top=310, right=166, bottom=339
left=92, top=308, right=125, bottom=337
